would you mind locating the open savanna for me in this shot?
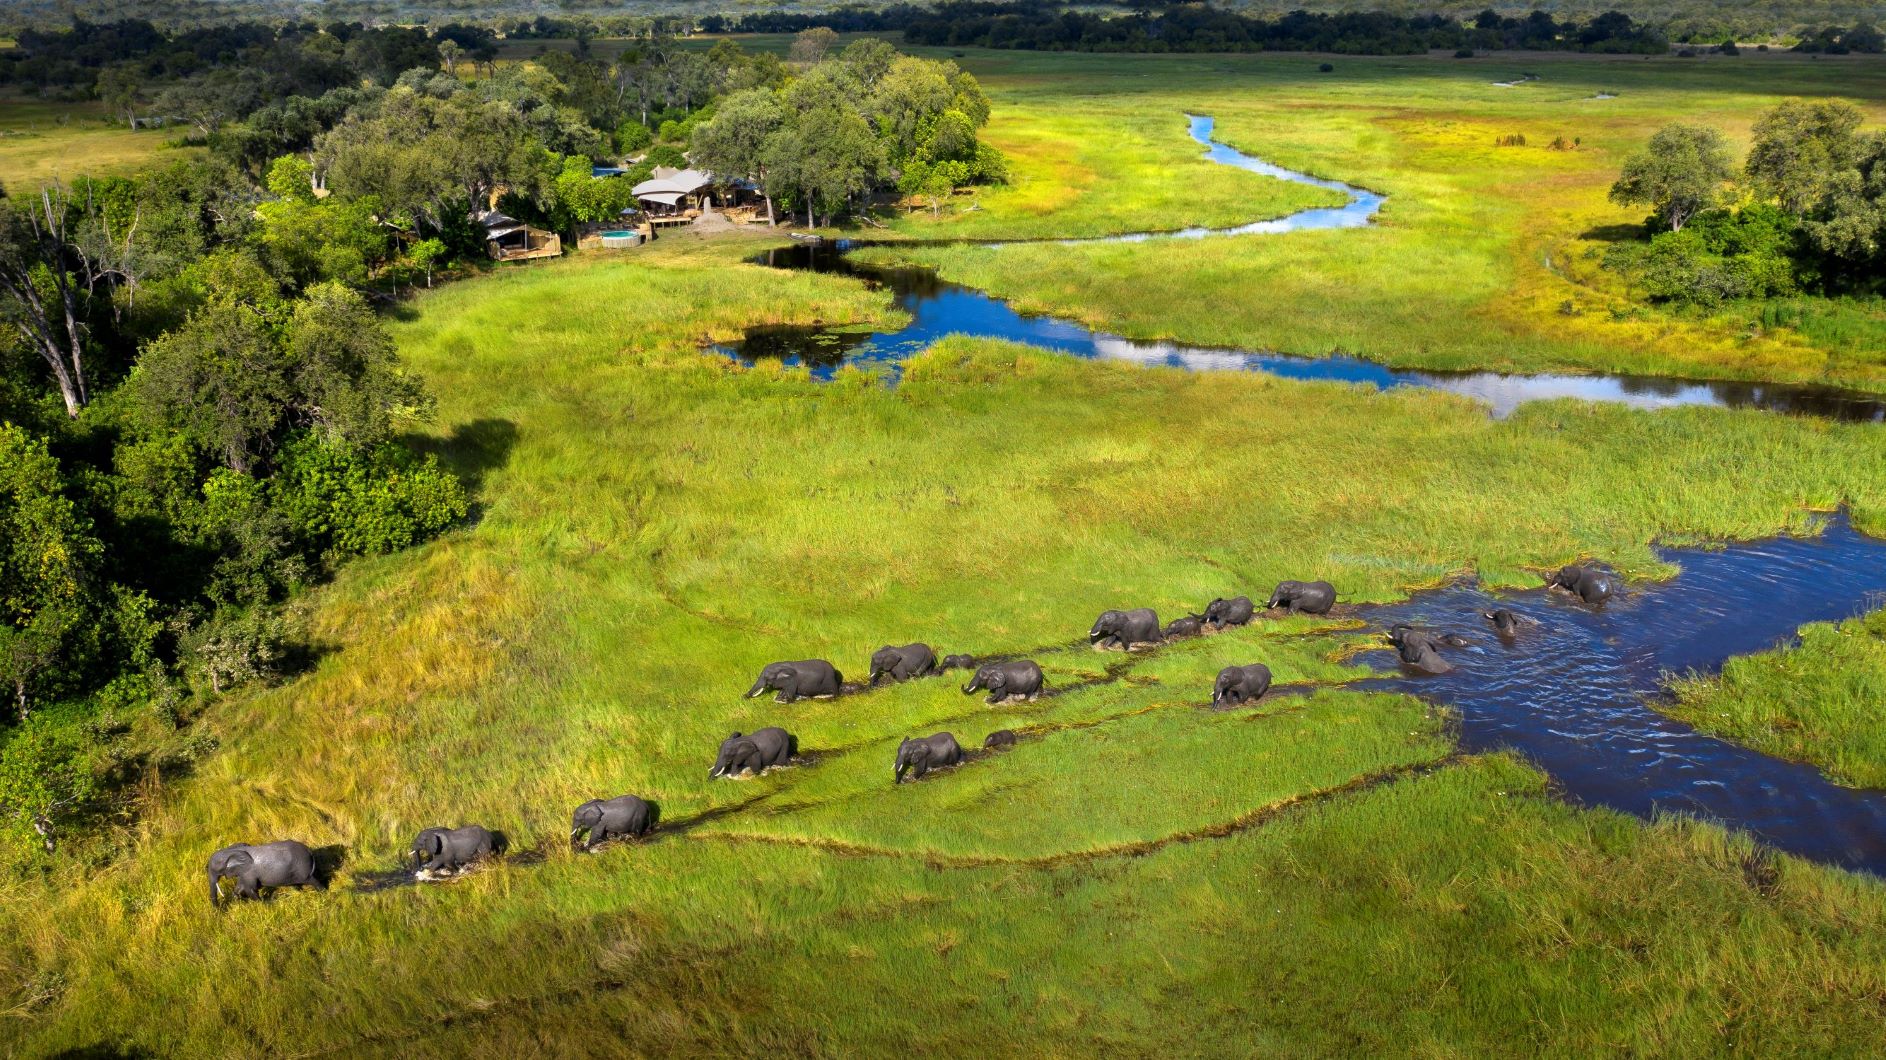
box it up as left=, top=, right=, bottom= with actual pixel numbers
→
left=0, top=98, right=189, bottom=189
left=852, top=47, right=1886, bottom=390
left=8, top=236, right=1886, bottom=1055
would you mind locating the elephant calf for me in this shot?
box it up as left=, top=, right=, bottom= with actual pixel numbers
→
left=895, top=732, right=965, bottom=783
left=412, top=825, right=499, bottom=875
left=869, top=643, right=939, bottom=684
left=207, top=840, right=320, bottom=907
left=746, top=659, right=843, bottom=703
left=1090, top=608, right=1162, bottom=650
left=983, top=729, right=1018, bottom=750
left=571, top=795, right=657, bottom=851
left=962, top=660, right=1045, bottom=704
left=939, top=654, right=975, bottom=672
left=1267, top=580, right=1336, bottom=616
left=1544, top=565, right=1618, bottom=606
left=1204, top=596, right=1255, bottom=629
left=1163, top=614, right=1205, bottom=639
left=1212, top=664, right=1273, bottom=707
left=710, top=727, right=797, bottom=778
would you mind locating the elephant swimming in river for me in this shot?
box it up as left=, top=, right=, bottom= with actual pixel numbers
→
left=207, top=840, right=319, bottom=907
left=745, top=660, right=842, bottom=703
left=411, top=825, right=499, bottom=874
left=1482, top=608, right=1532, bottom=638
left=1212, top=663, right=1273, bottom=706
left=570, top=795, right=657, bottom=851
left=1204, top=596, right=1255, bottom=629
left=963, top=661, right=1045, bottom=704
left=895, top=732, right=965, bottom=783
left=1387, top=624, right=1455, bottom=674
left=1267, top=580, right=1336, bottom=615
left=710, top=727, right=797, bottom=778
left=869, top=643, right=939, bottom=684
left=1163, top=614, right=1206, bottom=639
left=1544, top=565, right=1618, bottom=606
left=1090, top=608, right=1162, bottom=650
left=983, top=729, right=1018, bottom=750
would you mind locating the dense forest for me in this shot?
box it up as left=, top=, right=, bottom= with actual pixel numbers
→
left=0, top=26, right=1003, bottom=864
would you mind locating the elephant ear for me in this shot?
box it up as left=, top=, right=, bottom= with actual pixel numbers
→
left=223, top=849, right=255, bottom=872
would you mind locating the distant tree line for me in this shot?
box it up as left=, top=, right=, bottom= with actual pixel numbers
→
left=1604, top=101, right=1886, bottom=307
left=710, top=4, right=1671, bottom=55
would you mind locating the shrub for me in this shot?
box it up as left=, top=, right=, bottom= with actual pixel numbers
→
left=644, top=144, right=687, bottom=169
left=271, top=434, right=468, bottom=558
left=1318, top=63, right=1334, bottom=72
left=1496, top=133, right=1528, bottom=147
left=182, top=607, right=293, bottom=695
left=1454, top=49, right=1475, bottom=58
left=615, top=120, right=653, bottom=154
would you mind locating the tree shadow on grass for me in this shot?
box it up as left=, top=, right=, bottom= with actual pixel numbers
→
left=1579, top=222, right=1645, bottom=243
left=403, top=418, right=519, bottom=494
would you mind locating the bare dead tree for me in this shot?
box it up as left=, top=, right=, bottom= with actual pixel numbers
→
left=0, top=186, right=90, bottom=417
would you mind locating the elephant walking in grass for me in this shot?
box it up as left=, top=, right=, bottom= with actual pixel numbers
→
left=710, top=727, right=797, bottom=778
left=207, top=840, right=320, bottom=907
left=411, top=825, right=499, bottom=875
left=571, top=795, right=657, bottom=851
left=869, top=643, right=939, bottom=684
left=1267, top=581, right=1337, bottom=615
left=939, top=654, right=976, bottom=672
left=1204, top=596, right=1255, bottom=629
left=745, top=660, right=843, bottom=703
left=895, top=732, right=965, bottom=783
left=1544, top=565, right=1618, bottom=606
left=1212, top=664, right=1272, bottom=707
left=962, top=661, right=1045, bottom=704
left=1090, top=608, right=1162, bottom=650
left=984, top=729, right=1018, bottom=750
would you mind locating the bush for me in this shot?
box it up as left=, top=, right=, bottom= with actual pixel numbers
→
left=1454, top=49, right=1475, bottom=58
left=0, top=700, right=108, bottom=861
left=614, top=120, right=653, bottom=154
left=182, top=607, right=292, bottom=695
left=1318, top=63, right=1334, bottom=72
left=271, top=434, right=467, bottom=558
left=644, top=144, right=687, bottom=169
left=1496, top=133, right=1528, bottom=147
left=1602, top=207, right=1804, bottom=308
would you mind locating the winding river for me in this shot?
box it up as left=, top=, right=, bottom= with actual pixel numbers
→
left=721, top=115, right=1886, bottom=422
left=717, top=117, right=1886, bottom=876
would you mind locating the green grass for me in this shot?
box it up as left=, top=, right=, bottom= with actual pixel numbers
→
left=1666, top=608, right=1886, bottom=789
left=0, top=98, right=191, bottom=190
left=8, top=234, right=1886, bottom=1052
left=849, top=48, right=1886, bottom=390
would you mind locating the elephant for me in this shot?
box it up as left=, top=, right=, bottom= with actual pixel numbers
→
left=1204, top=596, right=1256, bottom=629
left=1482, top=608, right=1531, bottom=638
left=745, top=660, right=842, bottom=703
left=710, top=727, right=797, bottom=778
left=207, top=840, right=319, bottom=907
left=939, top=654, right=976, bottom=672
left=1544, top=565, right=1618, bottom=606
left=570, top=795, right=657, bottom=851
left=1089, top=608, right=1162, bottom=650
left=895, top=732, right=965, bottom=783
left=869, top=643, right=939, bottom=684
left=983, top=729, right=1018, bottom=750
left=1267, top=580, right=1337, bottom=615
left=962, top=661, right=1045, bottom=704
left=1212, top=663, right=1273, bottom=706
left=1163, top=614, right=1206, bottom=639
left=411, top=825, right=499, bottom=874
left=1387, top=624, right=1454, bottom=674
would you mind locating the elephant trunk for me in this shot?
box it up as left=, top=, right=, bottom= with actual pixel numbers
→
left=570, top=825, right=588, bottom=849
left=743, top=679, right=767, bottom=699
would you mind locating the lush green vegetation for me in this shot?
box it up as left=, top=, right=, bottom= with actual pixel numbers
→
left=1669, top=607, right=1886, bottom=789
left=6, top=230, right=1886, bottom=1050
left=0, top=98, right=187, bottom=189
left=6, top=42, right=1886, bottom=1056
left=857, top=47, right=1886, bottom=391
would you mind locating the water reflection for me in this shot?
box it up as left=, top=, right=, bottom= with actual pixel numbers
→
left=716, top=116, right=1886, bottom=423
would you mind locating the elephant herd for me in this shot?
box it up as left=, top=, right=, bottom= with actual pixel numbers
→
left=207, top=566, right=1617, bottom=906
